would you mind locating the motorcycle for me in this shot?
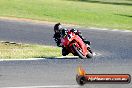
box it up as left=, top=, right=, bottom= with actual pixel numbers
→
left=61, top=31, right=93, bottom=59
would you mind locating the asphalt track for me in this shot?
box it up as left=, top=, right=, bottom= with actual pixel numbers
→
left=0, top=19, right=132, bottom=88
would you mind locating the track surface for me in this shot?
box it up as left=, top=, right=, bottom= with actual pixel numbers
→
left=0, top=19, right=132, bottom=88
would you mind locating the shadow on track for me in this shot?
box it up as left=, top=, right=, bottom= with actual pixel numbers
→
left=35, top=56, right=79, bottom=60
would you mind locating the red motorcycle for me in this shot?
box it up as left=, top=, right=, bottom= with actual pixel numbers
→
left=61, top=31, right=93, bottom=59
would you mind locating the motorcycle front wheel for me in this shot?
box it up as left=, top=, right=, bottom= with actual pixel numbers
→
left=71, top=44, right=86, bottom=59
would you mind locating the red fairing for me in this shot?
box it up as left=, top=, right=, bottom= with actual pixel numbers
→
left=61, top=31, right=88, bottom=57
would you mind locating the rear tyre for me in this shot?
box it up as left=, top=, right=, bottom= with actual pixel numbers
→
left=62, top=47, right=69, bottom=56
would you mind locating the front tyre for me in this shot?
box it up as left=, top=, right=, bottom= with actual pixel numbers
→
left=72, top=44, right=86, bottom=59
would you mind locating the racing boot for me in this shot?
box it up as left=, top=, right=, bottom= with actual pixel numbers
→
left=86, top=43, right=92, bottom=54
left=62, top=47, right=69, bottom=56
left=83, top=39, right=92, bottom=54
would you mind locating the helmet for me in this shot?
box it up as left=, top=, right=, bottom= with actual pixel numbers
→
left=54, top=23, right=63, bottom=33
left=61, top=28, right=68, bottom=37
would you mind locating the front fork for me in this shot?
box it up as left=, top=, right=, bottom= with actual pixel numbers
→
left=69, top=43, right=79, bottom=55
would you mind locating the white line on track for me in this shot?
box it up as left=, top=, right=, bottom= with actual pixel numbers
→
left=1, top=17, right=132, bottom=33
left=0, top=52, right=99, bottom=61
left=2, top=85, right=80, bottom=88
left=0, top=58, right=45, bottom=61
left=89, top=27, right=132, bottom=33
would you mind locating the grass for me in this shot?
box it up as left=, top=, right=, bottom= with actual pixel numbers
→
left=0, top=0, right=132, bottom=30
left=0, top=42, right=62, bottom=59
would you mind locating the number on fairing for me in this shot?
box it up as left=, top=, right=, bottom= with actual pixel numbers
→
left=68, top=33, right=73, bottom=41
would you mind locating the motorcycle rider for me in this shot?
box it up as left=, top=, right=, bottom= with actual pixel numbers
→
left=53, top=23, right=91, bottom=56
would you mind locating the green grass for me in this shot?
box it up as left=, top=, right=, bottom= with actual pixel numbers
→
left=0, top=0, right=132, bottom=30
left=0, top=42, right=62, bottom=59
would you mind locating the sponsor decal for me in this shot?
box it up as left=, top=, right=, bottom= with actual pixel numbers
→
left=76, top=66, right=131, bottom=85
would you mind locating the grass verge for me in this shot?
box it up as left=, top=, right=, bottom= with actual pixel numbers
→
left=0, top=42, right=62, bottom=59
left=0, top=0, right=132, bottom=30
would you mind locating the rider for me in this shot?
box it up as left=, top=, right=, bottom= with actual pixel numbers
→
left=53, top=23, right=91, bottom=56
